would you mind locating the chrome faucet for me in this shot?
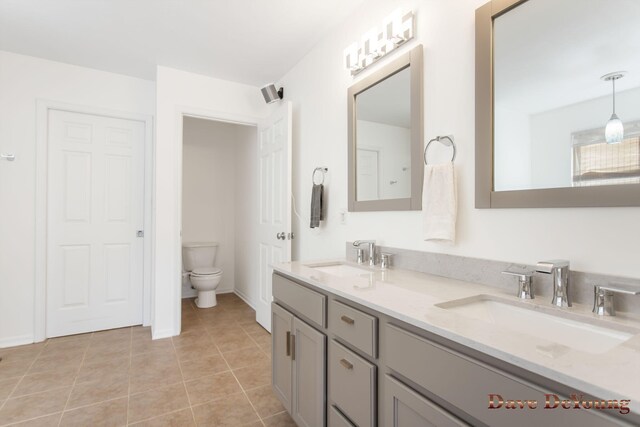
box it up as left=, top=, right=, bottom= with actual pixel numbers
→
left=353, top=240, right=376, bottom=266
left=536, top=260, right=571, bottom=307
left=593, top=283, right=640, bottom=316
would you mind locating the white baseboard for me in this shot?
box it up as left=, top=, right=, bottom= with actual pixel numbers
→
left=234, top=288, right=256, bottom=310
left=0, top=334, right=35, bottom=349
left=151, top=328, right=175, bottom=340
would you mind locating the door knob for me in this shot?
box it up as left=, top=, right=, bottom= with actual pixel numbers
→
left=276, top=232, right=286, bottom=240
left=287, top=232, right=295, bottom=240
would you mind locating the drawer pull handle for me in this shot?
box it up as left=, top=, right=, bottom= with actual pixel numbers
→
left=286, top=331, right=291, bottom=357
left=340, top=315, right=355, bottom=325
left=340, top=358, right=354, bottom=370
left=291, top=334, right=296, bottom=361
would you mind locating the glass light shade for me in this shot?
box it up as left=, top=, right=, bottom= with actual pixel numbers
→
left=605, top=113, right=624, bottom=144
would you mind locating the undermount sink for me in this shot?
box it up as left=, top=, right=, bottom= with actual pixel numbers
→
left=436, top=295, right=637, bottom=355
left=305, top=262, right=372, bottom=277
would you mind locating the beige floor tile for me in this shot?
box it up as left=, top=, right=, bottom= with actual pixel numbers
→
left=242, top=322, right=270, bottom=337
left=129, top=362, right=182, bottom=395
left=174, top=342, right=219, bottom=363
left=0, top=343, right=44, bottom=364
left=40, top=339, right=89, bottom=358
left=128, top=383, right=190, bottom=423
left=233, top=360, right=271, bottom=390
left=59, top=397, right=127, bottom=427
left=262, top=411, right=296, bottom=426
left=28, top=352, right=84, bottom=375
left=132, top=337, right=175, bottom=355
left=246, top=385, right=285, bottom=419
left=66, top=376, right=129, bottom=409
left=12, top=367, right=78, bottom=397
left=9, top=412, right=63, bottom=426
left=184, top=371, right=242, bottom=406
left=206, top=325, right=246, bottom=340
left=172, top=331, right=214, bottom=350
left=222, top=347, right=269, bottom=370
left=216, top=333, right=259, bottom=354
left=0, top=386, right=71, bottom=425
left=191, top=393, right=260, bottom=426
left=0, top=360, right=31, bottom=381
left=76, top=357, right=130, bottom=384
left=178, top=354, right=229, bottom=381
left=129, top=408, right=195, bottom=426
left=82, top=344, right=131, bottom=365
left=0, top=377, right=20, bottom=400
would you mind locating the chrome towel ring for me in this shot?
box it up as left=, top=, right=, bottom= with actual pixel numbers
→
left=312, top=167, right=328, bottom=185
left=424, top=135, right=456, bottom=165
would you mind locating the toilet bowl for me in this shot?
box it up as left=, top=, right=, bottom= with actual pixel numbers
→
left=182, top=242, right=223, bottom=308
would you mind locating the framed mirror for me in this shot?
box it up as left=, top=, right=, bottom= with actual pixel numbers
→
left=476, top=0, right=640, bottom=208
left=348, top=44, right=423, bottom=212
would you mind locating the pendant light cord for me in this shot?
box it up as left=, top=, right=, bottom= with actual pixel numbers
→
left=612, top=78, right=616, bottom=115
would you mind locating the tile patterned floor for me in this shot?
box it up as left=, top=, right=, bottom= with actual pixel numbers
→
left=0, top=293, right=295, bottom=426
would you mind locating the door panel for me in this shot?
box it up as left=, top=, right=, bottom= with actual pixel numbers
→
left=256, top=102, right=292, bottom=332
left=292, top=317, right=326, bottom=427
left=272, top=303, right=294, bottom=412
left=47, top=110, right=145, bottom=337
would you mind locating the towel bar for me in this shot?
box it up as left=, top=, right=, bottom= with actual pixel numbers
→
left=312, top=167, right=328, bottom=185
left=424, top=135, right=456, bottom=165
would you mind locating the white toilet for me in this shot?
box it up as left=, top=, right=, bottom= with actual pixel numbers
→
left=182, top=242, right=223, bottom=308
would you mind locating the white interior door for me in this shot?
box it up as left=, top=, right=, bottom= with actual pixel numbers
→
left=256, top=102, right=292, bottom=332
left=46, top=109, right=145, bottom=338
left=357, top=148, right=380, bottom=201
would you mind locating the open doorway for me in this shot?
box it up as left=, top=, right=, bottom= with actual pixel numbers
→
left=180, top=117, right=259, bottom=308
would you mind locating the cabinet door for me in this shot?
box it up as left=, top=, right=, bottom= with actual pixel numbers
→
left=385, top=375, right=469, bottom=427
left=272, top=303, right=294, bottom=412
left=292, top=317, right=326, bottom=427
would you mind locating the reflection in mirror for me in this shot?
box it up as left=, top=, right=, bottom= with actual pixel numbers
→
left=493, top=0, right=640, bottom=192
left=355, top=67, right=411, bottom=201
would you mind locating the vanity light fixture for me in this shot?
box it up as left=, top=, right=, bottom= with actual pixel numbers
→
left=343, top=10, right=414, bottom=76
left=261, top=83, right=284, bottom=104
left=601, top=71, right=626, bottom=144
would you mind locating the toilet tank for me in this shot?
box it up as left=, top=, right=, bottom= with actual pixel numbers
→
left=182, top=242, right=219, bottom=272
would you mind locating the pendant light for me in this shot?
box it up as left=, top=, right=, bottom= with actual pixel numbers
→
left=601, top=71, right=626, bottom=144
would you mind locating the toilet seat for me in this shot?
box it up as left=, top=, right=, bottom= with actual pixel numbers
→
left=191, top=267, right=222, bottom=277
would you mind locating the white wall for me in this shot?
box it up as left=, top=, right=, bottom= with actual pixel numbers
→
left=155, top=66, right=269, bottom=338
left=494, top=105, right=532, bottom=191
left=278, top=0, right=640, bottom=279
left=234, top=126, right=259, bottom=306
left=357, top=120, right=411, bottom=200
left=0, top=51, right=155, bottom=347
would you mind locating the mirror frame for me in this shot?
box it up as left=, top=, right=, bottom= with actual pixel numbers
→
left=348, top=44, right=424, bottom=212
left=475, top=0, right=640, bottom=208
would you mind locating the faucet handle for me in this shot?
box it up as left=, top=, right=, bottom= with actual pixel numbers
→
left=355, top=248, right=365, bottom=264
left=593, top=283, right=640, bottom=316
left=597, top=283, right=640, bottom=296
left=380, top=253, right=393, bottom=270
left=502, top=265, right=535, bottom=299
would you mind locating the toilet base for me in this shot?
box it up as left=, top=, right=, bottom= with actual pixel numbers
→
left=195, top=290, right=217, bottom=308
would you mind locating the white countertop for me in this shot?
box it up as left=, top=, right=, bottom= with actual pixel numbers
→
left=273, top=260, right=640, bottom=413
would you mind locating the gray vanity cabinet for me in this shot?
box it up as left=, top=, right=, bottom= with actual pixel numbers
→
left=272, top=274, right=328, bottom=426
left=384, top=375, right=469, bottom=427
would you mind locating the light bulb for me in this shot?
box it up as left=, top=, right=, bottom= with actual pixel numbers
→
left=605, top=113, right=624, bottom=144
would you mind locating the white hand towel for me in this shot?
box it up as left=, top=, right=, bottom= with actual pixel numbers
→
left=422, top=163, right=457, bottom=242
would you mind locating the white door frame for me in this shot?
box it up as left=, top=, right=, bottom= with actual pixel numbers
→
left=34, top=100, right=154, bottom=342
left=172, top=105, right=263, bottom=335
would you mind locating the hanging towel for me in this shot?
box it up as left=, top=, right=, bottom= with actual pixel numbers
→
left=310, top=184, right=324, bottom=228
left=422, top=163, right=457, bottom=242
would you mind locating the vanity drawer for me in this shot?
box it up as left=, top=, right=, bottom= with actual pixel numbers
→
left=329, top=405, right=355, bottom=427
left=329, top=340, right=376, bottom=427
left=272, top=273, right=326, bottom=328
left=329, top=299, right=378, bottom=358
left=384, top=324, right=626, bottom=427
